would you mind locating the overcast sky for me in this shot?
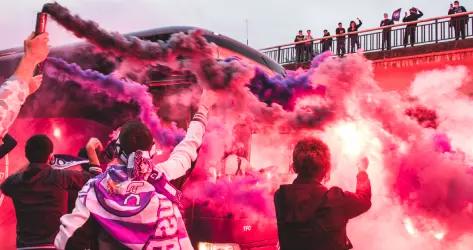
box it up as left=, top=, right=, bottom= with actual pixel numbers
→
left=0, top=0, right=469, bottom=50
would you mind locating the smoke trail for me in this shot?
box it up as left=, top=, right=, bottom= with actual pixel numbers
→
left=42, top=3, right=212, bottom=63
left=248, top=53, right=331, bottom=111
left=43, top=57, right=185, bottom=147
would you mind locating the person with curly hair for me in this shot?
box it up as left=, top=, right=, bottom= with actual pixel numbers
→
left=274, top=137, right=371, bottom=250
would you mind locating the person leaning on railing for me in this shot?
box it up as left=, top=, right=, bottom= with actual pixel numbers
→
left=321, top=29, right=333, bottom=52
left=305, top=29, right=314, bottom=61
left=448, top=1, right=468, bottom=40
left=294, top=30, right=306, bottom=63
left=403, top=7, right=424, bottom=47
left=335, top=23, right=347, bottom=57
left=380, top=13, right=395, bottom=50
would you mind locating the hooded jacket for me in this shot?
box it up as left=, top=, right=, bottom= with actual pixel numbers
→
left=54, top=109, right=207, bottom=250
left=0, top=163, right=91, bottom=249
left=274, top=171, right=371, bottom=250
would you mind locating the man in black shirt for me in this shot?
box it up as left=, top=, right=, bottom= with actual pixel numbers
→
left=449, top=1, right=468, bottom=40
left=321, top=29, right=333, bottom=52
left=335, top=23, right=346, bottom=57
left=0, top=135, right=92, bottom=249
left=294, top=30, right=305, bottom=63
left=403, top=7, right=424, bottom=47
left=380, top=13, right=395, bottom=50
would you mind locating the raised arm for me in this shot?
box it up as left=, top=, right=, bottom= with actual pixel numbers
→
left=0, top=134, right=17, bottom=159
left=418, top=10, right=424, bottom=18
left=330, top=158, right=371, bottom=219
left=357, top=19, right=363, bottom=28
left=154, top=89, right=217, bottom=180
left=0, top=33, right=49, bottom=137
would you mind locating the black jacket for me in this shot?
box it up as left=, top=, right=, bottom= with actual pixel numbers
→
left=295, top=34, right=305, bottom=47
left=347, top=20, right=362, bottom=38
left=335, top=28, right=346, bottom=40
left=380, top=18, right=395, bottom=31
left=403, top=10, right=424, bottom=27
left=0, top=133, right=17, bottom=159
left=0, top=163, right=91, bottom=248
left=274, top=171, right=371, bottom=250
left=449, top=6, right=468, bottom=24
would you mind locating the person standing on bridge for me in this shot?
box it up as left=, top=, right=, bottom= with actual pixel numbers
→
left=403, top=7, right=424, bottom=47
left=380, top=13, right=395, bottom=50
left=305, top=30, right=314, bottom=61
left=448, top=1, right=468, bottom=40
left=347, top=18, right=363, bottom=53
left=321, top=29, right=333, bottom=52
left=336, top=23, right=347, bottom=57
left=294, top=30, right=306, bottom=64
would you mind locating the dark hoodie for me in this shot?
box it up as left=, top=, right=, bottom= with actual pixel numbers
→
left=403, top=9, right=424, bottom=27
left=0, top=163, right=91, bottom=248
left=274, top=171, right=371, bottom=250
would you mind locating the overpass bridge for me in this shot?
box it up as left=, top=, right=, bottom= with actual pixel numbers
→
left=260, top=11, right=473, bottom=94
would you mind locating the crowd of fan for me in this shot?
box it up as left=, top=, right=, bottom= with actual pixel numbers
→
left=0, top=30, right=372, bottom=250
left=293, top=1, right=469, bottom=61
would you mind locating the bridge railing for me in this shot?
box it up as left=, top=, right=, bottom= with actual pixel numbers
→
left=261, top=11, right=473, bottom=65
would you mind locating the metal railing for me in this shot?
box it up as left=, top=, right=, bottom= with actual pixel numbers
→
left=261, top=11, right=473, bottom=65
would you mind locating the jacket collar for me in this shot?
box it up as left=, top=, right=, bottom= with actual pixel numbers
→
left=293, top=175, right=323, bottom=185
left=29, top=162, right=51, bottom=170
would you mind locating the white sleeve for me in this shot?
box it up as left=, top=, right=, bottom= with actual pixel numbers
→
left=154, top=106, right=208, bottom=180
left=0, top=77, right=29, bottom=137
left=54, top=181, right=92, bottom=250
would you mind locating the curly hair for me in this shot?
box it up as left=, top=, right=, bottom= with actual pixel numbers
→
left=292, top=137, right=331, bottom=181
left=119, top=121, right=154, bottom=155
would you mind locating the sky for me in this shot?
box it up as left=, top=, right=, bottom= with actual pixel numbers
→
left=0, top=0, right=469, bottom=51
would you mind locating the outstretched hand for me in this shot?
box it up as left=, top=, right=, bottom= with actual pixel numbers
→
left=199, top=88, right=219, bottom=110
left=24, top=32, right=49, bottom=65
left=14, top=33, right=50, bottom=86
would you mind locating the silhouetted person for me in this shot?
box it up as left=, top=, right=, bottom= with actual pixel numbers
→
left=380, top=13, right=395, bottom=50
left=321, top=29, right=333, bottom=52
left=347, top=18, right=363, bottom=53
left=295, top=30, right=306, bottom=63
left=275, top=138, right=371, bottom=250
left=335, top=23, right=346, bottom=57
left=0, top=135, right=92, bottom=249
left=449, top=1, right=468, bottom=40
left=305, top=29, right=314, bottom=61
left=403, top=7, right=424, bottom=47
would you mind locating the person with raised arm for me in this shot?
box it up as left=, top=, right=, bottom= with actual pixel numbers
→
left=54, top=89, right=218, bottom=250
left=347, top=18, right=363, bottom=53
left=0, top=33, right=48, bottom=137
left=274, top=138, right=371, bottom=250
left=449, top=1, right=468, bottom=40
left=403, top=7, right=424, bottom=47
